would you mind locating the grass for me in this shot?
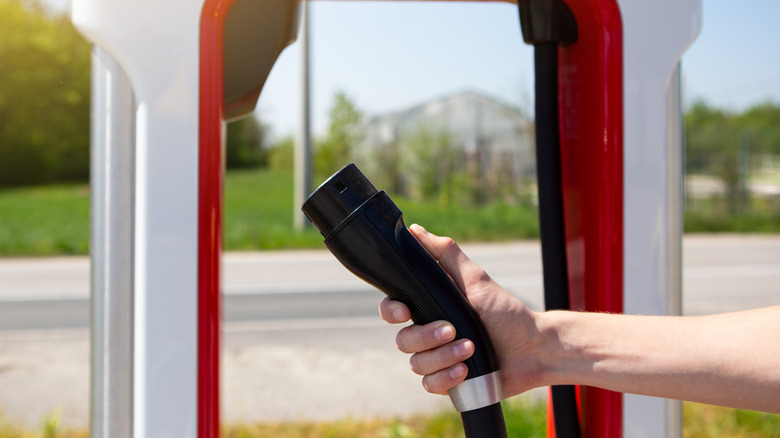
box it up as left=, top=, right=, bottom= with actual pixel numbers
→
left=684, top=196, right=780, bottom=234
left=0, top=184, right=89, bottom=257
left=3, top=401, right=779, bottom=437
left=0, top=408, right=86, bottom=438
left=684, top=402, right=780, bottom=437
left=222, top=397, right=546, bottom=438
left=1, top=168, right=778, bottom=257
left=223, top=169, right=323, bottom=250
left=224, top=169, right=540, bottom=251
left=0, top=169, right=540, bottom=257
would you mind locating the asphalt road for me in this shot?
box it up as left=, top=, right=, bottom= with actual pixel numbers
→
left=1, top=235, right=779, bottom=330
left=0, top=235, right=778, bottom=428
left=0, top=241, right=548, bottom=332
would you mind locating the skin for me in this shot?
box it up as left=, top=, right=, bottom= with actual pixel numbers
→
left=378, top=224, right=780, bottom=414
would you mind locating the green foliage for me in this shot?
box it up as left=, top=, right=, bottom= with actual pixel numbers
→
left=40, top=409, right=60, bottom=438
left=3, top=401, right=780, bottom=437
left=222, top=397, right=546, bottom=437
left=268, top=135, right=294, bottom=173
left=684, top=206, right=780, bottom=234
left=502, top=397, right=548, bottom=437
left=685, top=101, right=734, bottom=174
left=736, top=102, right=780, bottom=155
left=685, top=100, right=780, bottom=214
left=397, top=197, right=540, bottom=242
left=685, top=101, right=743, bottom=212
left=403, top=125, right=463, bottom=202
left=223, top=169, right=540, bottom=251
left=381, top=122, right=527, bottom=207
left=2, top=168, right=779, bottom=257
left=226, top=116, right=269, bottom=169
left=0, top=0, right=91, bottom=187
left=0, top=169, right=543, bottom=256
left=685, top=99, right=780, bottom=168
left=683, top=402, right=780, bottom=438
left=0, top=408, right=86, bottom=438
left=315, top=91, right=363, bottom=181
left=370, top=136, right=403, bottom=194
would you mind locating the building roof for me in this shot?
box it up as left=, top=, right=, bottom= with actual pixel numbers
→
left=361, top=89, right=533, bottom=154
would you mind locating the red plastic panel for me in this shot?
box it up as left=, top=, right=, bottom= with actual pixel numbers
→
left=557, top=0, right=623, bottom=436
left=199, top=1, right=234, bottom=437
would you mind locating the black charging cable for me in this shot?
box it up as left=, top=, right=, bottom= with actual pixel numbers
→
left=517, top=1, right=581, bottom=437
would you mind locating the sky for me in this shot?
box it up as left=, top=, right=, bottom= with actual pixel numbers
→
left=255, top=0, right=780, bottom=141
left=46, top=0, right=780, bottom=140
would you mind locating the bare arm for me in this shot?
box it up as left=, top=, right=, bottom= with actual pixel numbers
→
left=380, top=224, right=780, bottom=414
left=537, top=307, right=780, bottom=413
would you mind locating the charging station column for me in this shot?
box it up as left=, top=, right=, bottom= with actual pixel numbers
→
left=89, top=45, right=135, bottom=438
left=76, top=1, right=302, bottom=435
left=555, top=1, right=624, bottom=436
left=617, top=1, right=700, bottom=436
left=73, top=1, right=206, bottom=436
left=555, top=0, right=700, bottom=436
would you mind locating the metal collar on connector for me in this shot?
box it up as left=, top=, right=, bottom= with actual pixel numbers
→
left=449, top=371, right=504, bottom=412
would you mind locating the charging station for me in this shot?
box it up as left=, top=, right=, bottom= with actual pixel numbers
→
left=74, top=1, right=300, bottom=436
left=557, top=1, right=700, bottom=435
left=75, top=0, right=699, bottom=436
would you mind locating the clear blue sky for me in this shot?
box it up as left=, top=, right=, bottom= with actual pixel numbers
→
left=256, top=0, right=780, bottom=140
left=49, top=0, right=780, bottom=139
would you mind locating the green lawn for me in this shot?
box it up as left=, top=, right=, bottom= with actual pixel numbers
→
left=2, top=400, right=779, bottom=438
left=223, top=169, right=324, bottom=250
left=0, top=169, right=540, bottom=257
left=1, top=168, right=778, bottom=257
left=224, top=168, right=541, bottom=251
left=683, top=402, right=780, bottom=438
left=0, top=184, right=90, bottom=256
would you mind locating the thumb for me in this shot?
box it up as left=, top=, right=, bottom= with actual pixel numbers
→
left=408, top=224, right=491, bottom=296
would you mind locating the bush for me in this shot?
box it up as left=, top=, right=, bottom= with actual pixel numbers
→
left=226, top=115, right=269, bottom=169
left=0, top=0, right=91, bottom=187
left=268, top=136, right=294, bottom=173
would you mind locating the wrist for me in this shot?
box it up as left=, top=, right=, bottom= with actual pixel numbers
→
left=533, top=310, right=587, bottom=387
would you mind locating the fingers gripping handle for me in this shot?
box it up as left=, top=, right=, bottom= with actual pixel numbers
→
left=302, top=164, right=506, bottom=421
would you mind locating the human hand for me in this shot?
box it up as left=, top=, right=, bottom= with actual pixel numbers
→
left=384, top=226, right=780, bottom=414
left=378, top=224, right=546, bottom=397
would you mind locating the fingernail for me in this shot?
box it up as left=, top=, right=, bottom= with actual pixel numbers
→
left=453, top=340, right=473, bottom=358
left=434, top=325, right=454, bottom=341
left=450, top=363, right=467, bottom=380
left=393, top=308, right=405, bottom=321
left=411, top=224, right=429, bottom=234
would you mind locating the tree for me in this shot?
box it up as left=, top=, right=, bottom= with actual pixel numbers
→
left=0, top=0, right=91, bottom=186
left=371, top=134, right=403, bottom=195
left=268, top=135, right=294, bottom=172
left=226, top=115, right=268, bottom=169
left=683, top=100, right=780, bottom=214
left=685, top=100, right=734, bottom=175
left=403, top=124, right=463, bottom=204
left=315, top=91, right=363, bottom=181
left=736, top=102, right=780, bottom=156
left=685, top=101, right=745, bottom=211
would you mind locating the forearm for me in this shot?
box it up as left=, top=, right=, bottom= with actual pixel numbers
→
left=533, top=306, right=780, bottom=413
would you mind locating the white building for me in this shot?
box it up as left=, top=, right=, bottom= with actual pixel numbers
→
left=356, top=90, right=535, bottom=201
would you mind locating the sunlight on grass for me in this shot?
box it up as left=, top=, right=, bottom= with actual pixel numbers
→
left=2, top=400, right=779, bottom=437
left=0, top=184, right=89, bottom=257
left=683, top=402, right=780, bottom=438
left=1, top=168, right=778, bottom=257
left=221, top=397, right=545, bottom=438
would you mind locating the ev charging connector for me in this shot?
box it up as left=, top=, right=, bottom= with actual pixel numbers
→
left=303, top=163, right=508, bottom=438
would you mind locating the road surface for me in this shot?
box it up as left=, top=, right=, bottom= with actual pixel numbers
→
left=0, top=235, right=778, bottom=427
